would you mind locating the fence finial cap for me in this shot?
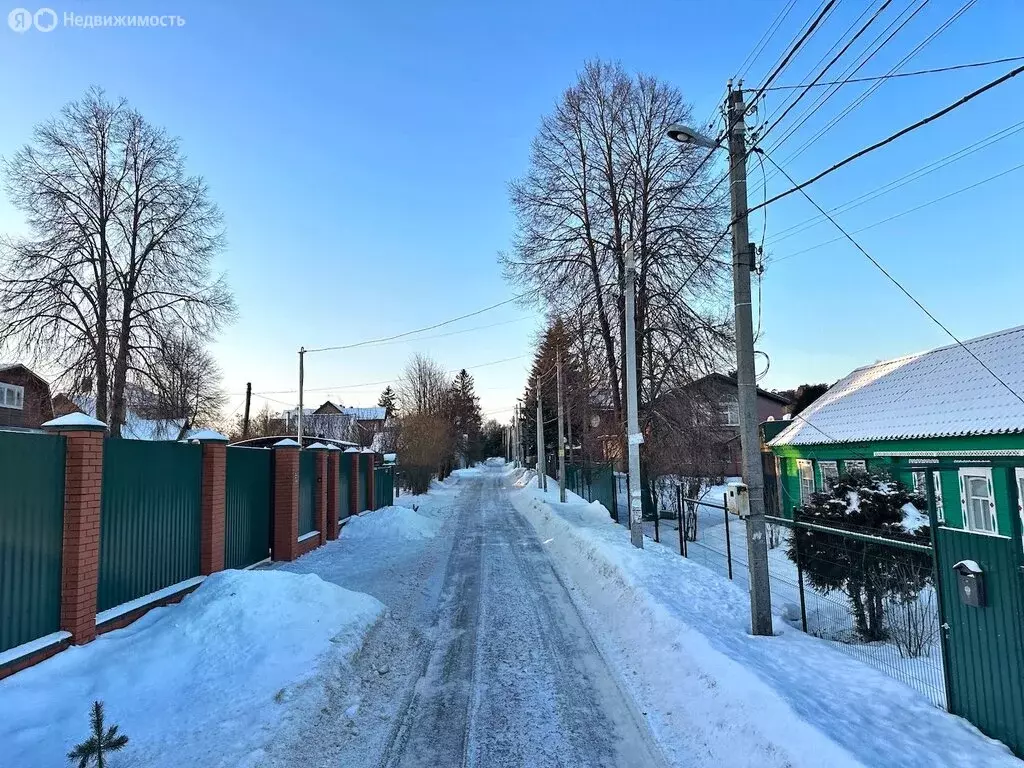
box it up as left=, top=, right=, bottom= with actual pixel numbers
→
left=42, top=413, right=107, bottom=432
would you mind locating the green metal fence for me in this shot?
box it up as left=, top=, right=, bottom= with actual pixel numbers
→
left=0, top=431, right=66, bottom=653
left=374, top=464, right=394, bottom=510
left=298, top=450, right=316, bottom=536
left=356, top=454, right=368, bottom=513
left=565, top=462, right=618, bottom=519
left=225, top=447, right=272, bottom=569
left=99, top=439, right=202, bottom=613
left=338, top=454, right=352, bottom=521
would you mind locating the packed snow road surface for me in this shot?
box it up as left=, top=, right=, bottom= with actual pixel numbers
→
left=380, top=470, right=665, bottom=768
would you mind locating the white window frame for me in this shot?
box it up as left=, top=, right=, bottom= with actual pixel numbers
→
left=797, top=459, right=815, bottom=504
left=844, top=459, right=866, bottom=474
left=932, top=471, right=945, bottom=524
left=0, top=383, right=24, bottom=410
left=958, top=467, right=998, bottom=535
left=912, top=471, right=927, bottom=493
left=1016, top=468, right=1024, bottom=553
left=719, top=396, right=739, bottom=427
left=819, top=461, right=839, bottom=491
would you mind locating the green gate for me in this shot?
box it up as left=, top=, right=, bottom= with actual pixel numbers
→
left=356, top=454, right=368, bottom=513
left=928, top=464, right=1024, bottom=755
left=374, top=465, right=394, bottom=510
left=99, top=439, right=202, bottom=613
left=225, top=447, right=272, bottom=569
left=339, top=454, right=352, bottom=521
left=0, top=431, right=65, bottom=653
left=298, top=450, right=316, bottom=536
left=565, top=462, right=617, bottom=519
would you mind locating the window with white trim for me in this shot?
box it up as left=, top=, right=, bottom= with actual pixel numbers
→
left=798, top=460, right=815, bottom=504
left=819, top=461, right=839, bottom=490
left=844, top=459, right=866, bottom=474
left=719, top=396, right=739, bottom=426
left=1016, top=468, right=1024, bottom=552
left=933, top=471, right=945, bottom=524
left=958, top=467, right=997, bottom=535
left=0, top=383, right=24, bottom=410
left=912, top=471, right=926, bottom=493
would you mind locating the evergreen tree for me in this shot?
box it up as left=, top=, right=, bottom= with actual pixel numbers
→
left=67, top=701, right=129, bottom=768
left=450, top=369, right=483, bottom=464
left=377, top=386, right=398, bottom=418
left=523, top=319, right=584, bottom=464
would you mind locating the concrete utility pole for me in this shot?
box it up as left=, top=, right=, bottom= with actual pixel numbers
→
left=726, top=86, right=773, bottom=636
left=556, top=350, right=566, bottom=503
left=623, top=242, right=644, bottom=549
left=297, top=347, right=305, bottom=448
left=535, top=379, right=546, bottom=491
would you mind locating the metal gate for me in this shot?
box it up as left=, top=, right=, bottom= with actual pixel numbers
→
left=338, top=454, right=352, bottom=521
left=0, top=431, right=65, bottom=653
left=374, top=465, right=394, bottom=509
left=225, top=447, right=271, bottom=569
left=356, top=454, right=367, bottom=512
left=298, top=450, right=316, bottom=536
left=926, top=465, right=1024, bottom=756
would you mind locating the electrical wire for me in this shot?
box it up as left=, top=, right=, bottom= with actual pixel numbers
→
left=760, top=148, right=1024, bottom=407
left=760, top=55, right=1024, bottom=89
left=736, top=0, right=800, bottom=82
left=768, top=159, right=1024, bottom=263
left=750, top=62, right=1024, bottom=214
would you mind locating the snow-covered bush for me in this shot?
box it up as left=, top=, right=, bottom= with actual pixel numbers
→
left=787, top=470, right=931, bottom=643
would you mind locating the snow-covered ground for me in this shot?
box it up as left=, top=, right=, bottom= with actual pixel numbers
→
left=513, top=475, right=1018, bottom=767
left=0, top=570, right=383, bottom=768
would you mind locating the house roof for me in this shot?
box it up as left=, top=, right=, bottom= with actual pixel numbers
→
left=63, top=395, right=186, bottom=441
left=769, top=325, right=1024, bottom=446
left=697, top=373, right=792, bottom=405
left=0, top=362, right=51, bottom=388
left=343, top=406, right=386, bottom=421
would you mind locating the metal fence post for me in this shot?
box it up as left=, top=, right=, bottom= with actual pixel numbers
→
left=653, top=486, right=660, bottom=543
left=723, top=493, right=733, bottom=581
left=793, top=523, right=808, bottom=633
left=676, top=485, right=684, bottom=557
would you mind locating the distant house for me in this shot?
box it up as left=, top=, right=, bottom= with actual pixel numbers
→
left=283, top=401, right=387, bottom=447
left=52, top=394, right=186, bottom=440
left=0, top=363, right=54, bottom=430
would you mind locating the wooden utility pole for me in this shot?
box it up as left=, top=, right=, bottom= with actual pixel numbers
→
left=624, top=242, right=643, bottom=549
left=242, top=382, right=252, bottom=438
left=556, top=350, right=566, bottom=503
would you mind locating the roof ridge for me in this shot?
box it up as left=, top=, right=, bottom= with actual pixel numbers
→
left=845, top=324, right=1024, bottom=376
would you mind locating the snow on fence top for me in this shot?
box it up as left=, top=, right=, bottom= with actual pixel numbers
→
left=770, top=324, right=1024, bottom=445
left=41, top=413, right=107, bottom=429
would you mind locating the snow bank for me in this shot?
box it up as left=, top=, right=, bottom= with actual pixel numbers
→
left=510, top=488, right=1019, bottom=768
left=344, top=505, right=441, bottom=542
left=0, top=570, right=384, bottom=768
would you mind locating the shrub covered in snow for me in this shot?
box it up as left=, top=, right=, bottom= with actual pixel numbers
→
left=787, top=470, right=932, bottom=646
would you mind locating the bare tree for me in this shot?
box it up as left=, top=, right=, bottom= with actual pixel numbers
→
left=0, top=87, right=235, bottom=435
left=396, top=353, right=449, bottom=417
left=502, top=59, right=732, bottom=466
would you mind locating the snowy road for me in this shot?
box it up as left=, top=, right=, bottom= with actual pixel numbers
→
left=266, top=467, right=666, bottom=768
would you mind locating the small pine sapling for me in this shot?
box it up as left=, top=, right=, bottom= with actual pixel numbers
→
left=67, top=701, right=129, bottom=768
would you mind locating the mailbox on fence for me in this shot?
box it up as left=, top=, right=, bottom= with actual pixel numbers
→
left=953, top=559, right=986, bottom=607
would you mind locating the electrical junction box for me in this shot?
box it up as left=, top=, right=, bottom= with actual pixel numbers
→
left=726, top=482, right=750, bottom=519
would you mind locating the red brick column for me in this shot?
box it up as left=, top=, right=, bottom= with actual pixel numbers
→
left=326, top=449, right=340, bottom=540
left=367, top=452, right=376, bottom=511
left=349, top=452, right=360, bottom=513
left=43, top=415, right=107, bottom=646
left=272, top=441, right=300, bottom=561
left=313, top=448, right=328, bottom=545
left=199, top=437, right=228, bottom=575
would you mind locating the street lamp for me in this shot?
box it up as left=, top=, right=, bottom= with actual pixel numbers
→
left=665, top=89, right=774, bottom=637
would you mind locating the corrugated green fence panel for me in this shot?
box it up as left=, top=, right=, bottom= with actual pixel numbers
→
left=0, top=431, right=65, bottom=653
left=357, top=455, right=367, bottom=512
left=936, top=527, right=1024, bottom=755
left=99, top=439, right=202, bottom=613
left=374, top=466, right=394, bottom=510
left=225, top=447, right=272, bottom=569
left=298, top=450, right=316, bottom=536
left=338, top=456, right=352, bottom=521
left=566, top=462, right=616, bottom=518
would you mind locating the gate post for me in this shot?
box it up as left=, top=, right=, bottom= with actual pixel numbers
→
left=196, top=430, right=229, bottom=575
left=43, top=414, right=107, bottom=646
left=272, top=439, right=301, bottom=561
left=325, top=445, right=340, bottom=540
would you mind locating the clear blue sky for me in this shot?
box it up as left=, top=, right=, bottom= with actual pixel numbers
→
left=2, top=0, right=1022, bottom=423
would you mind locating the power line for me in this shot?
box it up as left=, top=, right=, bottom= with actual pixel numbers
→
left=760, top=55, right=1024, bottom=90
left=750, top=63, right=1024, bottom=214
left=760, top=149, right=1024, bottom=407
left=766, top=119, right=1024, bottom=245
left=768, top=159, right=1024, bottom=262
left=304, top=293, right=530, bottom=354
left=736, top=0, right=800, bottom=81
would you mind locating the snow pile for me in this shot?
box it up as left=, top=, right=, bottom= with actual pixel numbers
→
left=510, top=487, right=1019, bottom=768
left=344, top=505, right=441, bottom=542
left=0, top=570, right=384, bottom=768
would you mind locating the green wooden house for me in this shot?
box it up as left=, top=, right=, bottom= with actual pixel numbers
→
left=768, top=324, right=1024, bottom=755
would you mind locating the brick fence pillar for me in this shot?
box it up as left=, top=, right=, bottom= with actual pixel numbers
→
left=349, top=451, right=360, bottom=513
left=43, top=414, right=107, bottom=646
left=197, top=431, right=229, bottom=575
left=312, top=446, right=328, bottom=545
left=367, top=452, right=376, bottom=511
left=272, top=440, right=300, bottom=561
left=326, top=447, right=340, bottom=540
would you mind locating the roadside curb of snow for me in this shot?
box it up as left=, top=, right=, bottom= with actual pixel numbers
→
left=509, top=488, right=863, bottom=768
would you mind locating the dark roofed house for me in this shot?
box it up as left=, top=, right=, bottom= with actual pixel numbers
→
left=0, top=363, right=54, bottom=430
